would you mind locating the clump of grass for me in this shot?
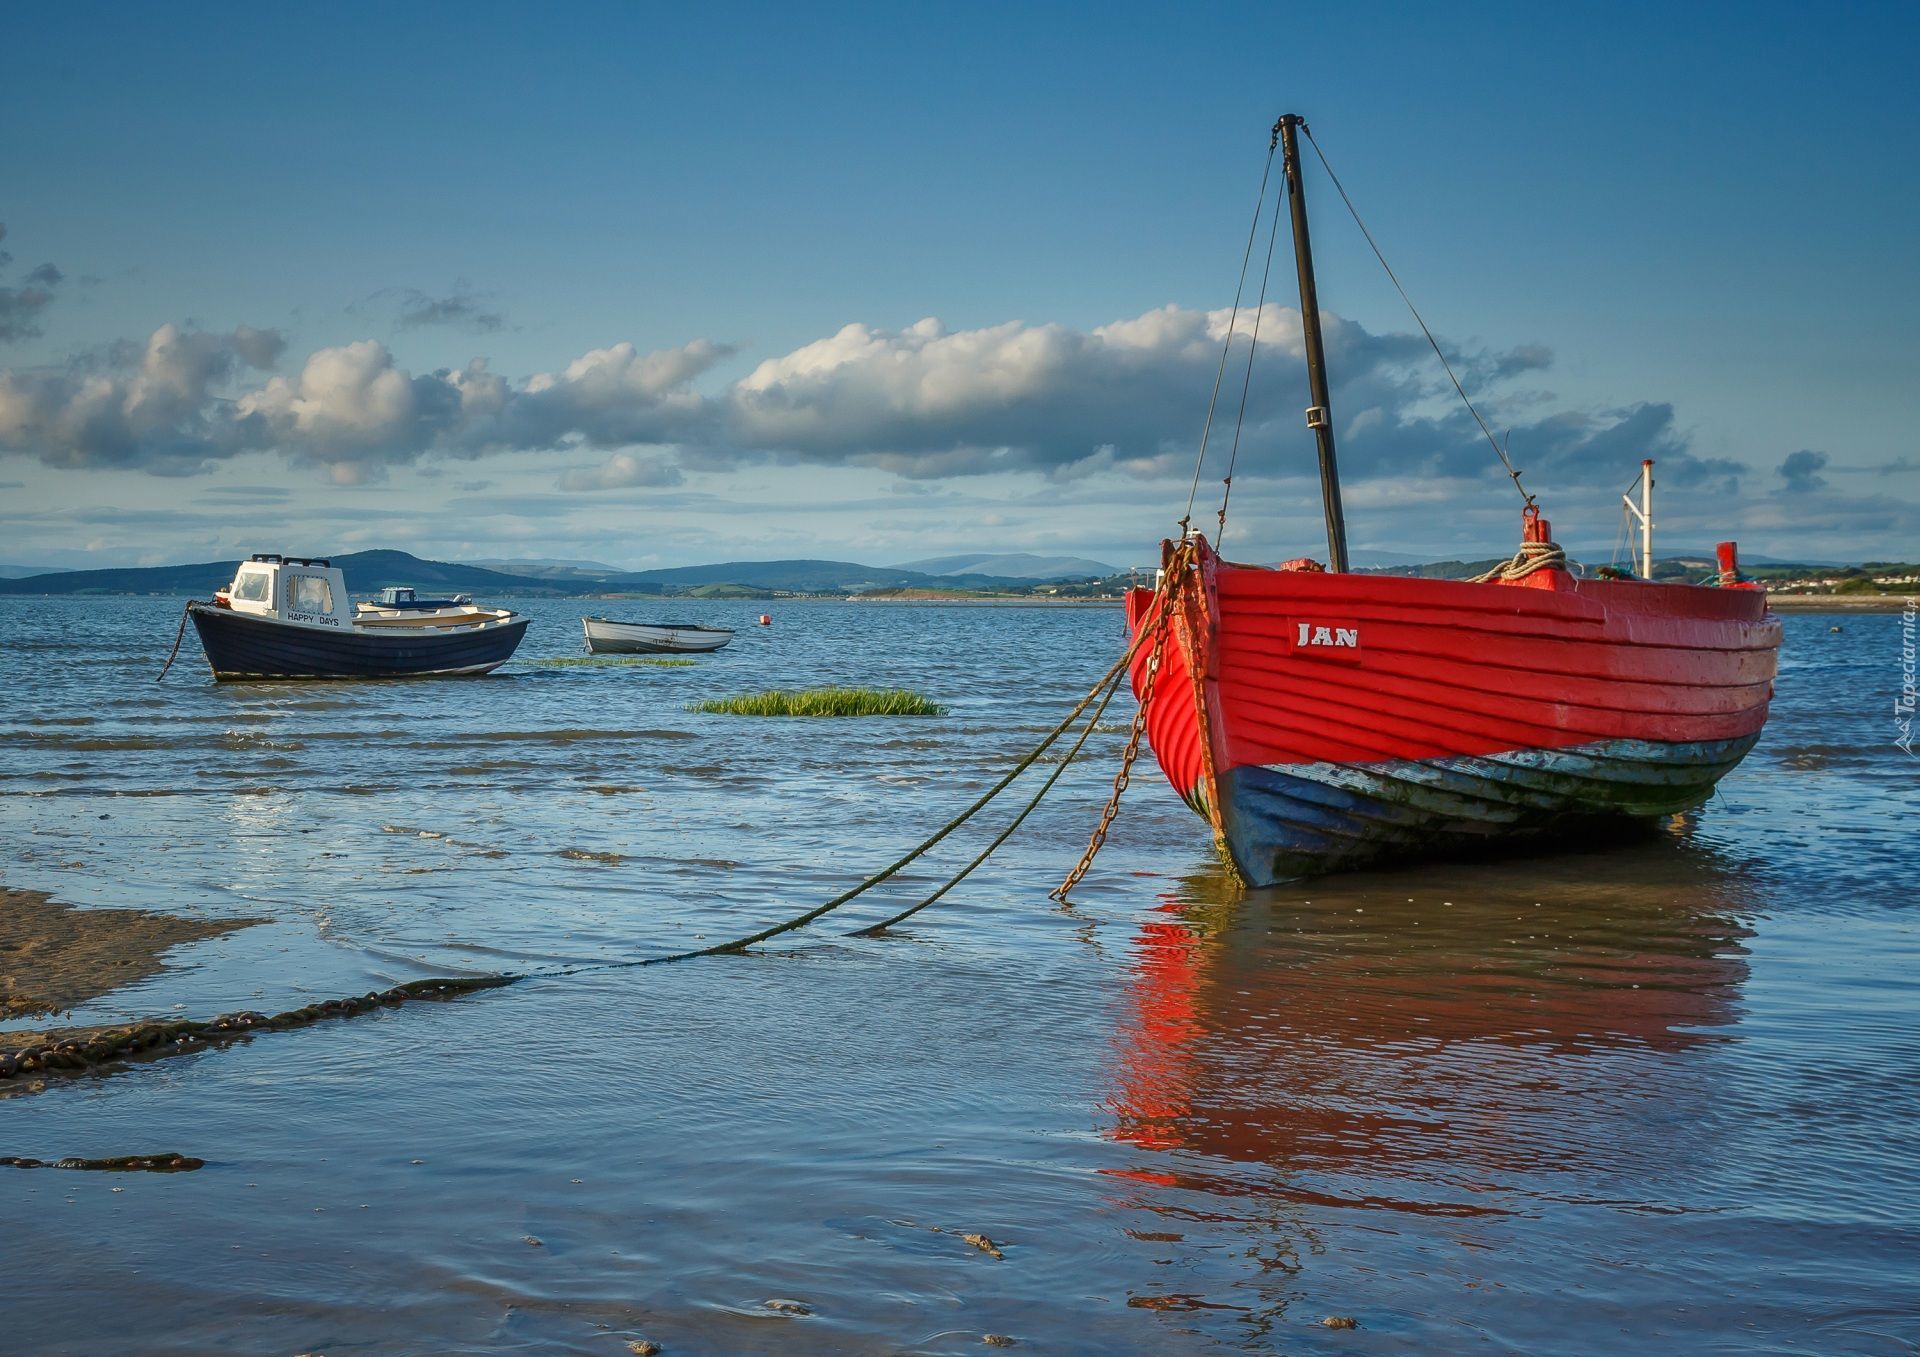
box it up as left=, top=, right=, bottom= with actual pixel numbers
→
left=529, top=656, right=700, bottom=667
left=688, top=686, right=947, bottom=718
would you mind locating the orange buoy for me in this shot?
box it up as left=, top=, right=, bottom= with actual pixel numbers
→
left=758, top=614, right=772, bottom=626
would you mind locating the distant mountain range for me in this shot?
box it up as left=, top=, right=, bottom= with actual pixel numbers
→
left=0, top=550, right=1118, bottom=598
left=1348, top=546, right=1831, bottom=569
left=0, top=563, right=59, bottom=579
left=464, top=552, right=1120, bottom=585
left=465, top=557, right=628, bottom=579
left=894, top=552, right=1119, bottom=579
left=0, top=551, right=581, bottom=599
left=0, top=546, right=1858, bottom=598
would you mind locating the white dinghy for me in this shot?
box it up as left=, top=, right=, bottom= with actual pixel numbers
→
left=581, top=617, right=735, bottom=655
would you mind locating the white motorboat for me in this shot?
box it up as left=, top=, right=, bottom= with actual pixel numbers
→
left=188, top=555, right=530, bottom=679
left=581, top=617, right=735, bottom=654
left=354, top=586, right=492, bottom=627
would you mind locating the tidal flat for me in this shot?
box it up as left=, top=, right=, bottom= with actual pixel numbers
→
left=1, top=595, right=1914, bottom=1355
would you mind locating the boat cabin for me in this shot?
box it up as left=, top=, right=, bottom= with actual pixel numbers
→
left=217, top=554, right=351, bottom=629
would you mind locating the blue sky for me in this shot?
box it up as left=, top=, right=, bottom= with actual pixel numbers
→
left=3, top=0, right=1915, bottom=570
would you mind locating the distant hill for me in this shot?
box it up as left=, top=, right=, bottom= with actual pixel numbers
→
left=5, top=546, right=1863, bottom=599
left=895, top=552, right=1118, bottom=580
left=1358, top=551, right=1857, bottom=582
left=605, top=558, right=1035, bottom=593
left=1349, top=545, right=1835, bottom=572
left=0, top=551, right=1064, bottom=598
left=0, top=563, right=60, bottom=579
left=0, top=551, right=585, bottom=597
left=465, top=557, right=627, bottom=579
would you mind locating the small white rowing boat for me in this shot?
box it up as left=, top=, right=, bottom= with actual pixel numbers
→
left=581, top=617, right=735, bottom=654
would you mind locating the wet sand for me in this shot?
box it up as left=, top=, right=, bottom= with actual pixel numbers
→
left=0, top=885, right=260, bottom=1053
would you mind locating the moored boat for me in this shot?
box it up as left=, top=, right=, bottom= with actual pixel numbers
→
left=581, top=617, right=734, bottom=654
left=1129, top=528, right=1777, bottom=884
left=191, top=555, right=530, bottom=680
left=1126, top=116, right=1782, bottom=884
left=354, top=586, right=490, bottom=626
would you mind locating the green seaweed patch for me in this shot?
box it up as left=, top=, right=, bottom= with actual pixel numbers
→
left=688, top=687, right=947, bottom=718
left=529, top=656, right=700, bottom=668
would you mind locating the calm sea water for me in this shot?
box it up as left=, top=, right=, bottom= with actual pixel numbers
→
left=1, top=594, right=1914, bottom=1355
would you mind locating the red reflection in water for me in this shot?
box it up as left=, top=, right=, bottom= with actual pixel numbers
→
left=1101, top=851, right=1755, bottom=1207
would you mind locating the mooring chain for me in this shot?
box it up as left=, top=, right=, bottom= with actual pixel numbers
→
left=1051, top=556, right=1181, bottom=901
left=854, top=662, right=1130, bottom=935
left=8, top=625, right=1165, bottom=1097
left=1048, top=650, right=1156, bottom=900
left=6, top=563, right=1192, bottom=1111
left=153, top=599, right=202, bottom=681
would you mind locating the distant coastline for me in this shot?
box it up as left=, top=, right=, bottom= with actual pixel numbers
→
left=1764, top=594, right=1912, bottom=612
left=2, top=546, right=1912, bottom=608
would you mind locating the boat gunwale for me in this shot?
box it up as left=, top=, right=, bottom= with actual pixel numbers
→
left=582, top=617, right=736, bottom=635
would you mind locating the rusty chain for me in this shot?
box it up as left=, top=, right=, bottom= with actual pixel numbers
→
left=1050, top=544, right=1187, bottom=901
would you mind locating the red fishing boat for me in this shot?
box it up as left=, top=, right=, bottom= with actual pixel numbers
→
left=1127, top=117, right=1781, bottom=886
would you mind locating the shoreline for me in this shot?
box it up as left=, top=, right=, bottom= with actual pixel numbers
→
left=0, top=885, right=261, bottom=1057
left=1763, top=595, right=1914, bottom=612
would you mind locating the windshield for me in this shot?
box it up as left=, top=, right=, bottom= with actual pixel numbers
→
left=290, top=575, right=334, bottom=615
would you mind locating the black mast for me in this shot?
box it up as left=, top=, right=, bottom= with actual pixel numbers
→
left=1276, top=114, right=1349, bottom=573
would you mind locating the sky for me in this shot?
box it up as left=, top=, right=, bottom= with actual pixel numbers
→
left=3, top=0, right=1916, bottom=572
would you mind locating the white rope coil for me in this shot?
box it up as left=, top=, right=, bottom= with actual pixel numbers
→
left=1469, top=539, right=1567, bottom=584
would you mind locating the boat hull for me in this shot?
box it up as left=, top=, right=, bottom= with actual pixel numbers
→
left=1217, top=733, right=1759, bottom=881
left=1129, top=536, right=1780, bottom=885
left=190, top=605, right=530, bottom=680
left=581, top=619, right=734, bottom=654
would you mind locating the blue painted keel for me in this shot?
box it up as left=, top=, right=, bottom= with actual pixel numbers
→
left=1216, top=734, right=1761, bottom=885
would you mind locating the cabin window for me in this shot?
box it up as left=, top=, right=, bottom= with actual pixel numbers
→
left=290, top=574, right=334, bottom=615
left=232, top=570, right=272, bottom=603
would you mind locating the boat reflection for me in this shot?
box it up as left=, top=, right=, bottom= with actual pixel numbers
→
left=1101, top=838, right=1760, bottom=1219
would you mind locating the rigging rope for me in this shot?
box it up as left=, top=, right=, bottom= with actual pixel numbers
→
left=1215, top=152, right=1289, bottom=541
left=855, top=662, right=1131, bottom=935
left=563, top=624, right=1158, bottom=975
left=1609, top=473, right=1638, bottom=575
left=1298, top=124, right=1536, bottom=508
left=1181, top=132, right=1281, bottom=537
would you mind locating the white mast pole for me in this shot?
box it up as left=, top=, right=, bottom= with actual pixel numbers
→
left=1640, top=459, right=1654, bottom=577
left=1624, top=459, right=1655, bottom=577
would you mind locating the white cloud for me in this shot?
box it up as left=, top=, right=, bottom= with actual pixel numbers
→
left=724, top=306, right=1320, bottom=478
left=0, top=301, right=1896, bottom=563
left=717, top=304, right=1726, bottom=500
left=557, top=450, right=684, bottom=492
left=0, top=324, right=283, bottom=473
left=0, top=327, right=729, bottom=481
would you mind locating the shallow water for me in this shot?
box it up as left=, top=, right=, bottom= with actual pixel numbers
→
left=1, top=595, right=1914, bottom=1355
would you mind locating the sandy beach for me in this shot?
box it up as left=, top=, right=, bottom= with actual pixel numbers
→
left=0, top=885, right=259, bottom=1058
